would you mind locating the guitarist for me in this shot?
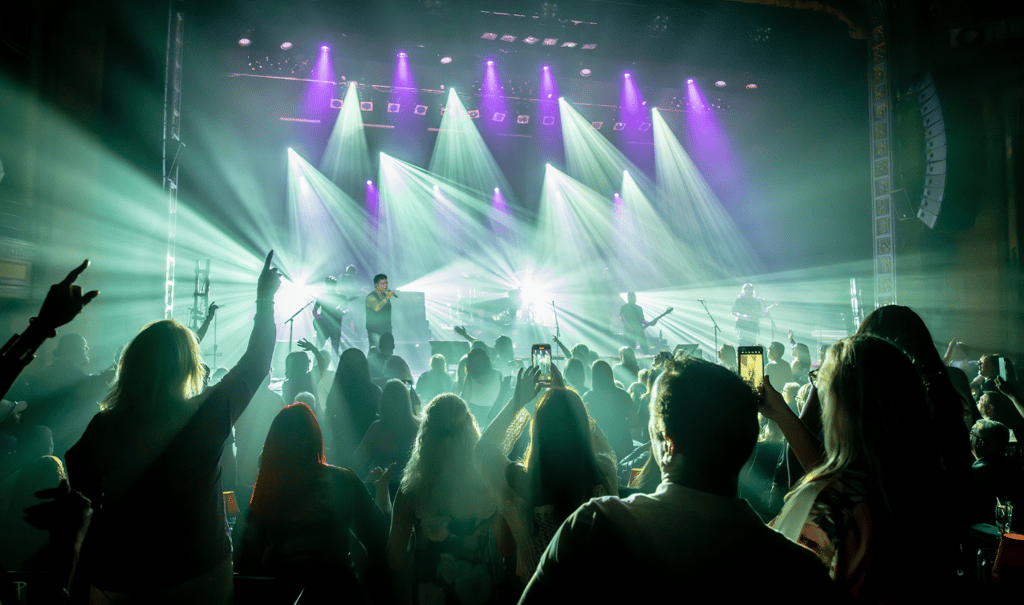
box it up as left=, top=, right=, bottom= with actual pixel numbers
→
left=620, top=291, right=656, bottom=353
left=731, top=282, right=766, bottom=346
left=312, top=276, right=347, bottom=356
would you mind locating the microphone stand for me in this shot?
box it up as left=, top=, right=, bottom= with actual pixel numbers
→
left=551, top=301, right=562, bottom=358
left=699, top=299, right=720, bottom=361
left=286, top=299, right=316, bottom=353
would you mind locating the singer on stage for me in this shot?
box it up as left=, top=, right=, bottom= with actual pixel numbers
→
left=365, top=273, right=395, bottom=349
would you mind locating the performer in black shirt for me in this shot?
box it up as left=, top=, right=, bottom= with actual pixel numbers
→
left=365, top=273, right=395, bottom=349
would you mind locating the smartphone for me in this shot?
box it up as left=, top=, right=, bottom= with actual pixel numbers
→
left=999, top=357, right=1008, bottom=381
left=737, top=345, right=765, bottom=393
left=532, top=344, right=552, bottom=384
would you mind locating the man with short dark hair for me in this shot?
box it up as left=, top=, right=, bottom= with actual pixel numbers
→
left=365, top=273, right=395, bottom=350
left=520, top=358, right=833, bottom=603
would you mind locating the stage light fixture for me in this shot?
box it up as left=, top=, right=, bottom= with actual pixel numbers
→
left=542, top=116, right=555, bottom=126
left=238, top=38, right=251, bottom=46
left=580, top=68, right=592, bottom=77
left=387, top=103, right=400, bottom=113
left=715, top=80, right=727, bottom=87
left=487, top=60, right=495, bottom=66
left=561, top=41, right=577, bottom=48
left=517, top=115, right=529, bottom=124
left=492, top=112, right=506, bottom=122
left=468, top=109, right=480, bottom=118
left=543, top=38, right=557, bottom=46
left=414, top=104, right=428, bottom=115
left=582, top=43, right=597, bottom=50
left=591, top=121, right=603, bottom=129
left=624, top=73, right=631, bottom=78
left=524, top=36, right=539, bottom=44
left=398, top=52, right=408, bottom=58
left=280, top=41, right=292, bottom=50
left=746, top=83, right=757, bottom=89
left=500, top=35, right=516, bottom=42
left=482, top=33, right=498, bottom=40
left=687, top=78, right=694, bottom=84
left=330, top=99, right=343, bottom=109
left=440, top=56, right=453, bottom=64
left=321, top=46, right=329, bottom=51
left=613, top=122, right=625, bottom=130
left=360, top=101, right=373, bottom=111
left=639, top=123, right=651, bottom=131
left=367, top=180, right=372, bottom=185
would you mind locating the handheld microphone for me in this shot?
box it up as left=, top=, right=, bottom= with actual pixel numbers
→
left=389, top=290, right=399, bottom=298
left=697, top=299, right=705, bottom=303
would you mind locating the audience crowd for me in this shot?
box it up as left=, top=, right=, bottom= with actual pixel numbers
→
left=1, top=257, right=1022, bottom=604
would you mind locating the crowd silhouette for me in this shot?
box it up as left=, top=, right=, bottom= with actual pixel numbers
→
left=1, top=256, right=1022, bottom=603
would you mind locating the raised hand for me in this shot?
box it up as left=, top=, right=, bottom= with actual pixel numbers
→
left=36, top=260, right=99, bottom=330
left=297, top=338, right=316, bottom=352
left=256, top=251, right=282, bottom=301
left=207, top=301, right=219, bottom=316
left=513, top=366, right=541, bottom=409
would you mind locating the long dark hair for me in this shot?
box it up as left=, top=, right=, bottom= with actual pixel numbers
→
left=249, top=403, right=326, bottom=523
left=522, top=388, right=604, bottom=530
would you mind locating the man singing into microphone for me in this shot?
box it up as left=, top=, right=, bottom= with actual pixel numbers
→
left=366, top=273, right=395, bottom=349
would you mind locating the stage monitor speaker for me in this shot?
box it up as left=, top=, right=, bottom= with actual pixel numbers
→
left=429, top=340, right=470, bottom=366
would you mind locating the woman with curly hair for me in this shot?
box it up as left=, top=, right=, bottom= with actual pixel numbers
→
left=387, top=394, right=497, bottom=605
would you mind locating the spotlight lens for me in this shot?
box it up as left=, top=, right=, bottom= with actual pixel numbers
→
left=746, top=83, right=757, bottom=89
left=487, top=60, right=494, bottom=66
left=580, top=68, right=591, bottom=77
left=238, top=38, right=251, bottom=46
left=440, top=56, right=453, bottom=64
left=399, top=52, right=408, bottom=58
left=687, top=78, right=694, bottom=84
left=280, top=41, right=292, bottom=50
left=624, top=73, right=631, bottom=78
left=715, top=80, right=727, bottom=87
left=494, top=187, right=500, bottom=193
left=367, top=180, right=372, bottom=185
left=321, top=46, right=329, bottom=51
left=543, top=65, right=549, bottom=70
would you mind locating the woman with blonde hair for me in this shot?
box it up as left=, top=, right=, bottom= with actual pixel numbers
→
left=387, top=394, right=496, bottom=605
left=66, top=252, right=280, bottom=605
left=763, top=335, right=955, bottom=602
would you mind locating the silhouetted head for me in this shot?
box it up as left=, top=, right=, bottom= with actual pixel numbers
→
left=627, top=292, right=636, bottom=304
left=429, top=354, right=447, bottom=373
left=466, top=347, right=493, bottom=380
left=650, top=358, right=759, bottom=484
left=54, top=333, right=90, bottom=366
left=379, top=332, right=395, bottom=356
left=104, top=320, right=204, bottom=413
left=285, top=351, right=310, bottom=379
left=591, top=359, right=615, bottom=390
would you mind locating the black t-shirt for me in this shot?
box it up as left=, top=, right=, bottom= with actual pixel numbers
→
left=365, top=292, right=392, bottom=333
